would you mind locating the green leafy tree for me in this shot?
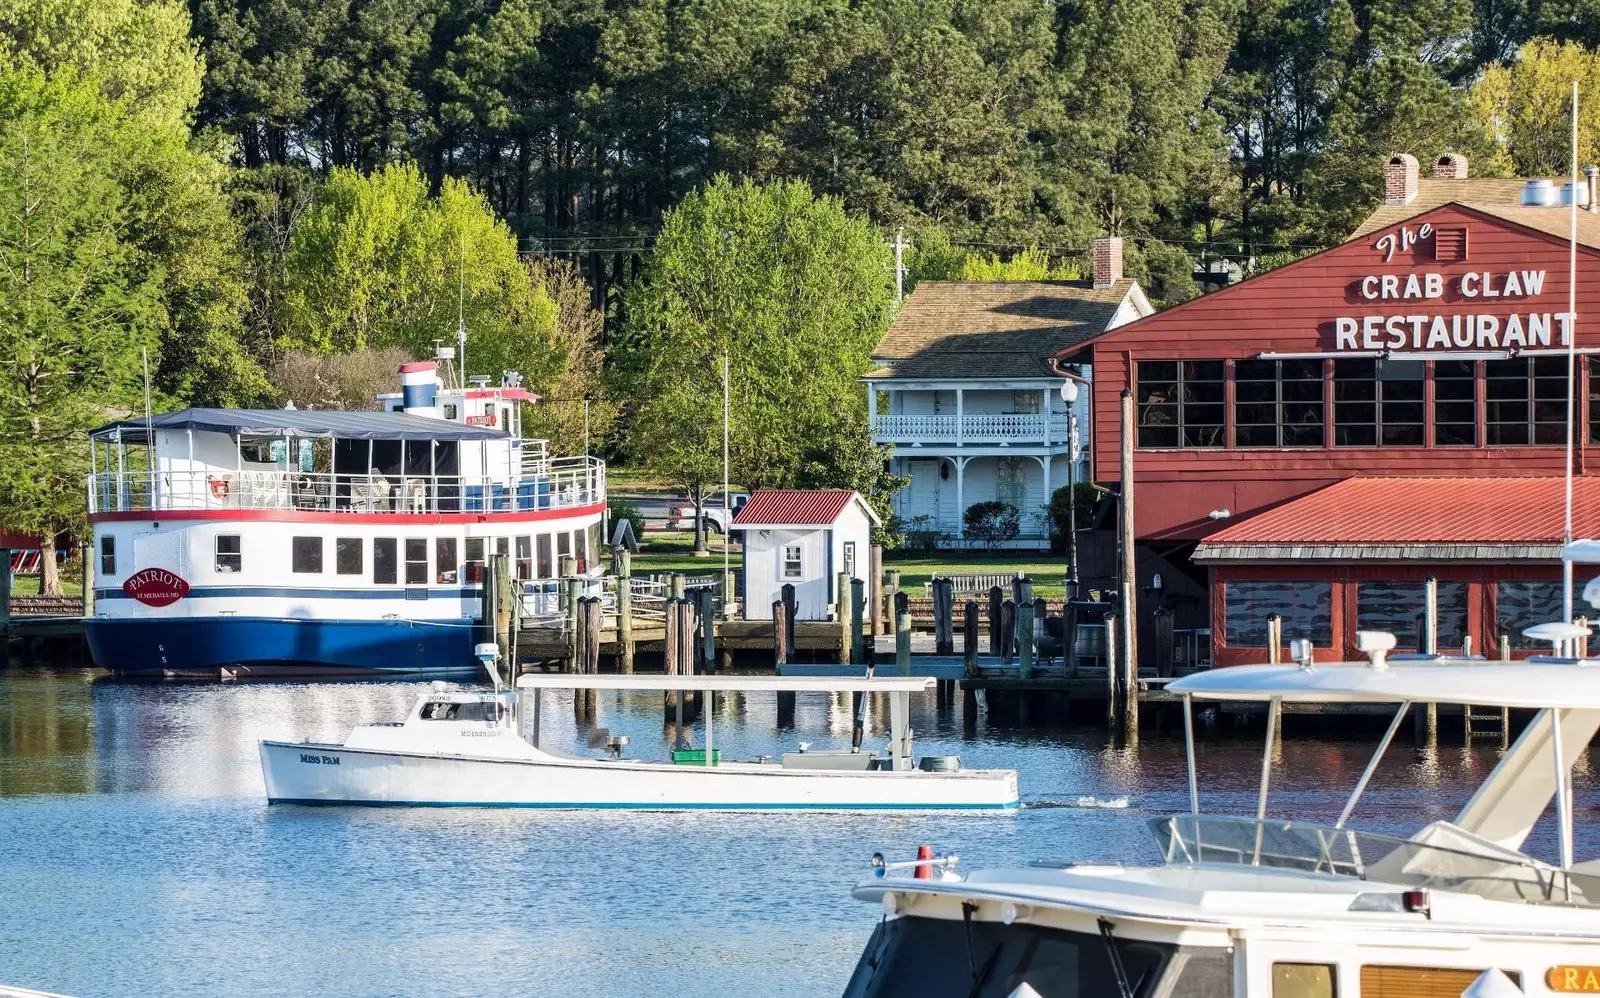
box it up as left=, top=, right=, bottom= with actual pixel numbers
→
left=1474, top=37, right=1600, bottom=176
left=616, top=175, right=898, bottom=553
left=0, top=69, right=163, bottom=595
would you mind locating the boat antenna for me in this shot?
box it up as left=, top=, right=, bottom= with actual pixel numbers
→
left=142, top=346, right=154, bottom=497
left=1564, top=79, right=1580, bottom=627
left=456, top=233, right=467, bottom=389
left=722, top=230, right=732, bottom=604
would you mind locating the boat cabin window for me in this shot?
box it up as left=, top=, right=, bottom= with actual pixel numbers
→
left=436, top=537, right=457, bottom=584
left=783, top=545, right=803, bottom=579
left=1273, top=963, right=1335, bottom=998
left=558, top=531, right=571, bottom=560
left=575, top=528, right=587, bottom=572
left=336, top=537, right=362, bottom=576
left=495, top=537, right=509, bottom=558
left=464, top=538, right=485, bottom=583
left=537, top=535, right=552, bottom=578
left=1360, top=965, right=1514, bottom=997
left=292, top=536, right=323, bottom=574
left=239, top=438, right=276, bottom=464
left=404, top=538, right=428, bottom=585
left=100, top=536, right=115, bottom=576
left=515, top=536, right=532, bottom=580
left=419, top=700, right=502, bottom=722
left=374, top=538, right=397, bottom=585
left=215, top=534, right=242, bottom=573
left=443, top=403, right=457, bottom=420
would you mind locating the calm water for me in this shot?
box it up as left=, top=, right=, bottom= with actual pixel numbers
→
left=2, top=665, right=1596, bottom=998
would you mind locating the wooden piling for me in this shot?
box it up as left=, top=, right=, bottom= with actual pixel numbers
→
left=781, top=583, right=797, bottom=656
left=564, top=576, right=581, bottom=670
left=1012, top=575, right=1032, bottom=607
left=1000, top=600, right=1017, bottom=664
left=669, top=572, right=685, bottom=600
left=836, top=571, right=851, bottom=663
left=1120, top=608, right=1138, bottom=740
left=1500, top=634, right=1511, bottom=662
left=850, top=577, right=867, bottom=666
left=1266, top=615, right=1282, bottom=664
left=895, top=591, right=912, bottom=675
left=962, top=601, right=979, bottom=679
left=870, top=544, right=885, bottom=635
left=1033, top=599, right=1048, bottom=663
left=615, top=548, right=634, bottom=673
left=80, top=541, right=94, bottom=620
left=1117, top=389, right=1139, bottom=672
left=773, top=600, right=789, bottom=667
left=1105, top=612, right=1120, bottom=728
left=491, top=552, right=513, bottom=670
left=1154, top=608, right=1174, bottom=678
left=884, top=569, right=901, bottom=638
left=987, top=586, right=1003, bottom=655
left=1423, top=576, right=1438, bottom=655
left=931, top=578, right=954, bottom=654
left=696, top=586, right=716, bottom=671
left=664, top=596, right=681, bottom=720
left=1017, top=599, right=1034, bottom=679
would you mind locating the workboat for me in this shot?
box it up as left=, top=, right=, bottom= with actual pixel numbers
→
left=840, top=632, right=1600, bottom=997
left=259, top=664, right=1018, bottom=811
left=85, top=354, right=605, bottom=677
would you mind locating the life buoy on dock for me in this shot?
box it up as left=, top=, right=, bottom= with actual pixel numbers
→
left=207, top=475, right=231, bottom=500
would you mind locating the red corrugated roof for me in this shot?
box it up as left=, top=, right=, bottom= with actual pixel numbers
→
left=732, top=489, right=859, bottom=527
left=1207, top=476, right=1600, bottom=545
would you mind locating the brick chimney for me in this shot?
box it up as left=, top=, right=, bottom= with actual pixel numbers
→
left=1092, top=236, right=1123, bottom=289
left=1384, top=153, right=1419, bottom=205
left=1433, top=152, right=1468, bottom=179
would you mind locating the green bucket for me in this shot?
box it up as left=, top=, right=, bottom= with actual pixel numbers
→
left=670, top=749, right=721, bottom=765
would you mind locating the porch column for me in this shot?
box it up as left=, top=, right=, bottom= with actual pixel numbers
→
left=1040, top=454, right=1051, bottom=511
left=955, top=388, right=964, bottom=446
left=1042, top=387, right=1053, bottom=446
left=867, top=384, right=878, bottom=427
left=954, top=457, right=966, bottom=540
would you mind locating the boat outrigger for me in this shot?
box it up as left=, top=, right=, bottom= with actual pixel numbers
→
left=841, top=632, right=1600, bottom=997
left=259, top=658, right=1018, bottom=811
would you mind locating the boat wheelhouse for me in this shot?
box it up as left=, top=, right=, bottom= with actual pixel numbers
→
left=85, top=365, right=605, bottom=677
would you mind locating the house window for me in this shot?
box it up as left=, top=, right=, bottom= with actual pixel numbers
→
left=515, top=535, right=532, bottom=580
left=995, top=457, right=1027, bottom=510
left=1135, top=360, right=1224, bottom=448
left=1334, top=358, right=1423, bottom=446
left=1357, top=581, right=1468, bottom=650
left=374, top=538, right=397, bottom=584
left=1433, top=360, right=1477, bottom=445
left=1235, top=359, right=1325, bottom=447
left=1487, top=357, right=1568, bottom=446
left=292, top=536, right=323, bottom=574
left=1224, top=580, right=1332, bottom=646
left=335, top=537, right=362, bottom=575
left=1010, top=391, right=1042, bottom=414
left=464, top=538, right=485, bottom=583
left=404, top=538, right=428, bottom=585
left=782, top=545, right=803, bottom=579
left=215, top=534, right=242, bottom=574
left=99, top=535, right=115, bottom=575
left=436, top=537, right=457, bottom=584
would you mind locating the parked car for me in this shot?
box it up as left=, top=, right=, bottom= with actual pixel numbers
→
left=666, top=491, right=749, bottom=534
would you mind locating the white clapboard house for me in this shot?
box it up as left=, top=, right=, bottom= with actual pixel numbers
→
left=731, top=489, right=878, bottom=622
left=867, top=238, right=1153, bottom=548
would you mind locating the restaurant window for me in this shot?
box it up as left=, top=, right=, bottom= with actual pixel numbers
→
left=1487, top=357, right=1568, bottom=446
left=292, top=536, right=323, bottom=574
left=335, top=537, right=362, bottom=576
left=1432, top=360, right=1477, bottom=445
left=515, top=535, right=532, bottom=580
left=464, top=537, right=485, bottom=583
left=1357, top=581, right=1468, bottom=649
left=100, top=535, right=115, bottom=575
left=436, top=537, right=457, bottom=584
left=1334, top=359, right=1423, bottom=446
left=536, top=534, right=553, bottom=578
left=1589, top=357, right=1600, bottom=444
left=1135, top=360, right=1224, bottom=448
left=1235, top=359, right=1324, bottom=447
left=1224, top=581, right=1332, bottom=646
left=1272, top=963, right=1335, bottom=998
left=404, top=538, right=428, bottom=585
left=215, top=534, right=241, bottom=574
left=1496, top=581, right=1565, bottom=649
left=374, top=538, right=397, bottom=584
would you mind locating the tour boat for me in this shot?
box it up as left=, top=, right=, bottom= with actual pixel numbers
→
left=259, top=669, right=1019, bottom=810
left=840, top=633, right=1600, bottom=997
left=85, top=359, right=605, bottom=677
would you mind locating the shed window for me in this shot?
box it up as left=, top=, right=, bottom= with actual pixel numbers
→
left=782, top=545, right=803, bottom=579
left=215, top=534, right=242, bottom=573
left=292, top=536, right=323, bottom=574
left=1357, top=581, right=1468, bottom=650
left=335, top=537, right=362, bottom=575
left=99, top=535, right=115, bottom=575
left=1334, top=359, right=1423, bottom=446
left=404, top=538, right=428, bottom=585
left=1135, top=360, right=1224, bottom=448
left=1235, top=358, right=1325, bottom=447
left=1224, top=581, right=1332, bottom=646
left=1487, top=357, right=1568, bottom=446
left=1433, top=360, right=1477, bottom=445
left=374, top=538, right=398, bottom=584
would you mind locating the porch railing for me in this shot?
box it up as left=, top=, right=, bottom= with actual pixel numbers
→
left=872, top=413, right=1051, bottom=443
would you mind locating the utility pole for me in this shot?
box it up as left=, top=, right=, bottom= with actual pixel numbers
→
left=894, top=226, right=906, bottom=305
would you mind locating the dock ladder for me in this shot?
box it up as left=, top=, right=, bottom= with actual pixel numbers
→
left=1463, top=704, right=1510, bottom=748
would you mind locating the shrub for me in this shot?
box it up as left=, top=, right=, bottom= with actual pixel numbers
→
left=1045, top=483, right=1101, bottom=553
left=963, top=501, right=1020, bottom=550
left=901, top=514, right=945, bottom=555
left=607, top=499, right=646, bottom=547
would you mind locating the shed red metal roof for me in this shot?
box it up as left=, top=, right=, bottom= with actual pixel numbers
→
left=1206, top=476, right=1600, bottom=545
left=731, top=489, right=860, bottom=527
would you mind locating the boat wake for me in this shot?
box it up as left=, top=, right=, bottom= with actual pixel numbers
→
left=1021, top=796, right=1131, bottom=810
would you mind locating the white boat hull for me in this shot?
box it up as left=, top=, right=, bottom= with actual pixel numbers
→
left=259, top=740, right=1018, bottom=811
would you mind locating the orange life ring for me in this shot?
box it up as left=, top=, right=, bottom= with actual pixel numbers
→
left=208, top=475, right=231, bottom=499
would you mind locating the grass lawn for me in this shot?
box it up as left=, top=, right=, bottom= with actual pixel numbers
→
left=630, top=531, right=743, bottom=577
left=8, top=573, right=83, bottom=597
left=606, top=465, right=680, bottom=493
left=884, top=551, right=1071, bottom=597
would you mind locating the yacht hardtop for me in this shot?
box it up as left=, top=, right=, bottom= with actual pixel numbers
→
left=843, top=634, right=1600, bottom=997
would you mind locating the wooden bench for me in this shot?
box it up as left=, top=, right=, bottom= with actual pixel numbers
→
left=921, top=573, right=1023, bottom=597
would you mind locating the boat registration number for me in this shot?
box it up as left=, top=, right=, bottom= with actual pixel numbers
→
left=299, top=753, right=342, bottom=766
left=1550, top=967, right=1600, bottom=992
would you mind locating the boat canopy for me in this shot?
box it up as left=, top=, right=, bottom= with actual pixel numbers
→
left=1168, top=661, right=1600, bottom=710
left=92, top=408, right=509, bottom=442
left=515, top=674, right=935, bottom=693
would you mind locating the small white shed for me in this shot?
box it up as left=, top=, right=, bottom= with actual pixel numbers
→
left=731, top=489, right=880, bottom=621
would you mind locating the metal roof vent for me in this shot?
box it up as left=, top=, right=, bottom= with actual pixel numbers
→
left=1522, top=179, right=1558, bottom=206
left=1563, top=181, right=1592, bottom=207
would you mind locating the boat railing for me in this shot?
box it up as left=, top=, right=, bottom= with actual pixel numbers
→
left=1151, top=814, right=1594, bottom=906
left=87, top=460, right=606, bottom=516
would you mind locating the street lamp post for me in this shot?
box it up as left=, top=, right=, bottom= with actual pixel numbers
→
left=1060, top=380, right=1080, bottom=601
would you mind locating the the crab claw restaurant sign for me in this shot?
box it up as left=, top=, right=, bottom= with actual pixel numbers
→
left=1333, top=222, right=1573, bottom=352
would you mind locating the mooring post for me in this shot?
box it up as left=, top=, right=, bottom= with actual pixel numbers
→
left=870, top=544, right=885, bottom=636
left=932, top=578, right=954, bottom=655
left=664, top=596, right=680, bottom=720
left=1012, top=575, right=1032, bottom=607
left=669, top=572, right=685, bottom=600
left=850, top=577, right=867, bottom=666
left=1000, top=600, right=1017, bottom=665
left=780, top=582, right=797, bottom=659
left=1500, top=634, right=1511, bottom=662
left=1266, top=615, right=1282, bottom=665
left=615, top=548, right=634, bottom=673
left=962, top=600, right=979, bottom=679
left=491, top=552, right=513, bottom=672
left=1579, top=616, right=1590, bottom=658
left=1017, top=599, right=1034, bottom=680
left=773, top=600, right=788, bottom=667
left=1122, top=607, right=1139, bottom=740
left=80, top=541, right=94, bottom=619
left=1423, top=576, right=1438, bottom=655
left=835, top=571, right=851, bottom=663
left=681, top=599, right=702, bottom=719
left=987, top=586, right=1003, bottom=655
left=1033, top=598, right=1048, bottom=664
left=884, top=569, right=901, bottom=638
left=895, top=591, right=912, bottom=675
left=564, top=576, right=581, bottom=670
left=1105, top=612, right=1120, bottom=729
left=696, top=586, right=716, bottom=672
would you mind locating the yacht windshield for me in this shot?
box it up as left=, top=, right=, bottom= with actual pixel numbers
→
left=419, top=700, right=502, bottom=722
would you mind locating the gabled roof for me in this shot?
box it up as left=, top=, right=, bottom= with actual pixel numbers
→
left=731, top=489, right=880, bottom=528
left=1194, top=476, right=1600, bottom=561
left=92, top=408, right=509, bottom=442
left=1349, top=177, right=1541, bottom=238
left=868, top=280, right=1147, bottom=380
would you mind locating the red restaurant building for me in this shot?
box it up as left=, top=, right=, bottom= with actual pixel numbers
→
left=1059, top=153, right=1600, bottom=665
